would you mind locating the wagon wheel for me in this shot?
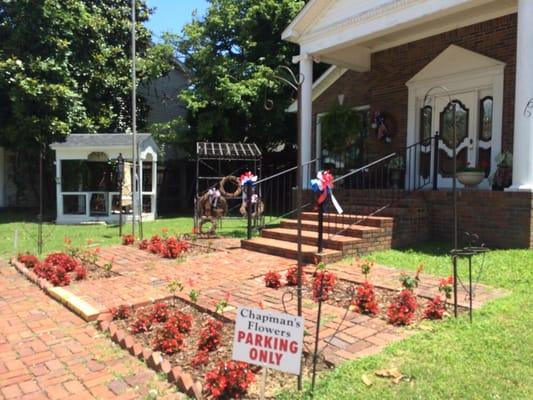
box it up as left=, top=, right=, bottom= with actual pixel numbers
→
left=219, top=175, right=242, bottom=198
left=199, top=216, right=217, bottom=236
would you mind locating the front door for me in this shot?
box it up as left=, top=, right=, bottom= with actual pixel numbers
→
left=427, top=91, right=492, bottom=188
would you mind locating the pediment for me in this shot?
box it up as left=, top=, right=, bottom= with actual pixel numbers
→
left=407, top=45, right=505, bottom=85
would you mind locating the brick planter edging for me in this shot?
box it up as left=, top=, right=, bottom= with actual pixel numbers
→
left=9, top=258, right=100, bottom=321
left=96, top=313, right=203, bottom=399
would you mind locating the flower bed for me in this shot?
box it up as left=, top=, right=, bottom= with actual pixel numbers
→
left=109, top=298, right=330, bottom=399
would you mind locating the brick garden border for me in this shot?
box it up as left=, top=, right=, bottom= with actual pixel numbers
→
left=96, top=313, right=204, bottom=399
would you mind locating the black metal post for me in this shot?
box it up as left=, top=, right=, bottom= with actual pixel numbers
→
left=317, top=201, right=324, bottom=253
left=246, top=184, right=253, bottom=240
left=432, top=133, right=439, bottom=191
left=311, top=272, right=325, bottom=395
left=453, top=255, right=458, bottom=318
left=37, top=145, right=44, bottom=255
left=296, top=80, right=304, bottom=392
left=468, top=256, right=473, bottom=323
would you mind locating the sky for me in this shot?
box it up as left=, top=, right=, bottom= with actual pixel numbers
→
left=145, top=0, right=209, bottom=40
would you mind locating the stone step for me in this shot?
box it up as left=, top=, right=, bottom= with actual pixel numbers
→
left=301, top=212, right=393, bottom=228
left=241, top=237, right=342, bottom=264
left=261, top=227, right=364, bottom=251
left=280, top=218, right=385, bottom=238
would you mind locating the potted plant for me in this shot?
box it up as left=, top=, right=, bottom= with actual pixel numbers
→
left=491, top=151, right=512, bottom=191
left=456, top=163, right=485, bottom=187
left=388, top=156, right=404, bottom=189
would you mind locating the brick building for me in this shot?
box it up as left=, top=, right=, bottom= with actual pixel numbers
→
left=282, top=0, right=533, bottom=248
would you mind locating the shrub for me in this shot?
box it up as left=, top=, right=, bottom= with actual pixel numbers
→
left=153, top=321, right=185, bottom=354
left=166, top=311, right=193, bottom=334
left=44, top=252, right=79, bottom=272
left=150, top=302, right=170, bottom=323
left=191, top=350, right=210, bottom=368
left=17, top=253, right=39, bottom=268
left=74, top=265, right=87, bottom=280
left=387, top=289, right=417, bottom=325
left=109, top=304, right=132, bottom=320
left=198, top=319, right=223, bottom=352
left=264, top=271, right=282, bottom=289
left=161, top=237, right=189, bottom=259
left=34, top=262, right=71, bottom=286
left=138, top=239, right=149, bottom=250
left=122, top=234, right=135, bottom=245
left=439, top=276, right=454, bottom=301
left=204, top=360, right=255, bottom=399
left=312, top=270, right=337, bottom=302
left=424, top=295, right=446, bottom=320
left=351, top=281, right=379, bottom=315
left=148, top=235, right=164, bottom=254
left=130, top=312, right=153, bottom=334
left=285, top=267, right=305, bottom=286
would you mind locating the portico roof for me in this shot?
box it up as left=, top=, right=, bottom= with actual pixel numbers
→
left=283, top=0, right=517, bottom=71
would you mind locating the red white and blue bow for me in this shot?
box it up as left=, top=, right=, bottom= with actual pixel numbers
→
left=207, top=188, right=221, bottom=207
left=240, top=171, right=257, bottom=187
left=310, top=170, right=343, bottom=214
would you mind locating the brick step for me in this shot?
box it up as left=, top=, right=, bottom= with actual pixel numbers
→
left=280, top=218, right=386, bottom=238
left=301, top=212, right=393, bottom=228
left=241, top=237, right=342, bottom=264
left=261, top=227, right=364, bottom=251
left=341, top=206, right=425, bottom=218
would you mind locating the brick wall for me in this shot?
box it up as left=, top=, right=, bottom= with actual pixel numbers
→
left=314, top=14, right=518, bottom=159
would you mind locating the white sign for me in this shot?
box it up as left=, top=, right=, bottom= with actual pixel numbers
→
left=232, top=306, right=304, bottom=375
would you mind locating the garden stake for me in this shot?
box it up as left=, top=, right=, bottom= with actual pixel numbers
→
left=311, top=272, right=325, bottom=395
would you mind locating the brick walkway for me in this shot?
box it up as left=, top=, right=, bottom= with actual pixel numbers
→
left=64, top=244, right=505, bottom=365
left=0, top=261, right=184, bottom=400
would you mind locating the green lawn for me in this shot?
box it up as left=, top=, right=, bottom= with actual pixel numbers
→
left=0, top=210, right=250, bottom=258
left=279, top=243, right=533, bottom=400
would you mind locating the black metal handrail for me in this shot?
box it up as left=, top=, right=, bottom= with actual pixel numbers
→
left=317, top=135, right=439, bottom=250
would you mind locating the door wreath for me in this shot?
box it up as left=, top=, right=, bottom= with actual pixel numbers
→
left=219, top=175, right=242, bottom=198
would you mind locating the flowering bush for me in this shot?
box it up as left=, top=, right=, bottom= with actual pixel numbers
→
left=198, top=319, right=223, bottom=352
left=34, top=262, right=71, bottom=286
left=138, top=239, right=149, bottom=250
left=150, top=302, right=170, bottom=323
left=148, top=235, right=164, bottom=254
left=153, top=321, right=186, bottom=354
left=264, top=271, right=282, bottom=289
left=44, top=252, right=79, bottom=272
left=74, top=265, right=87, bottom=280
left=161, top=237, right=190, bottom=259
left=109, top=305, right=132, bottom=321
left=351, top=281, right=379, bottom=315
left=204, top=360, right=255, bottom=399
left=130, top=312, right=153, bottom=334
left=17, top=253, right=39, bottom=269
left=438, top=276, right=454, bottom=301
left=191, top=350, right=210, bottom=368
left=387, top=289, right=417, bottom=325
left=166, top=311, right=193, bottom=334
left=424, top=295, right=446, bottom=320
left=285, top=267, right=305, bottom=286
left=312, top=270, right=337, bottom=302
left=122, top=234, right=135, bottom=245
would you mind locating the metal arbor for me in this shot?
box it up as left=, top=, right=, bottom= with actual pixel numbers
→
left=194, top=142, right=262, bottom=232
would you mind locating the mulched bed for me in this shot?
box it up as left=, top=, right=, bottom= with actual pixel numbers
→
left=114, top=298, right=331, bottom=399
left=301, top=276, right=464, bottom=325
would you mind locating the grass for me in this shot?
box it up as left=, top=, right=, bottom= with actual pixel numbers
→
left=278, top=242, right=533, bottom=400
left=0, top=209, right=250, bottom=258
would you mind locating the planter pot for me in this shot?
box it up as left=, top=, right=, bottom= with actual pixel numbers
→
left=456, top=171, right=485, bottom=187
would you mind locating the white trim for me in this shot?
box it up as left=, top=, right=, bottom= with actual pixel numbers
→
left=406, top=45, right=505, bottom=190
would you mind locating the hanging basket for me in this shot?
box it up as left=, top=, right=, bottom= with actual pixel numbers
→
left=219, top=176, right=242, bottom=198
left=197, top=193, right=228, bottom=218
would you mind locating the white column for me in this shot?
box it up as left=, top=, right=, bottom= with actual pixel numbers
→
left=299, top=52, right=313, bottom=184
left=138, top=158, right=143, bottom=215
left=510, top=0, right=533, bottom=191
left=152, top=160, right=157, bottom=217
left=55, top=157, right=63, bottom=221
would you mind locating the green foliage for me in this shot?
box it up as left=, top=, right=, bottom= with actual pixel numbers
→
left=0, top=0, right=174, bottom=151
left=174, top=0, right=305, bottom=149
left=320, top=103, right=362, bottom=153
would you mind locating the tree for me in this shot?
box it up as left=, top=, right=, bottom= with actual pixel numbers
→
left=0, top=0, right=174, bottom=151
left=176, top=0, right=306, bottom=150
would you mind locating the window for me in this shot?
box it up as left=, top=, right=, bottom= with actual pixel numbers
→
left=61, top=160, right=118, bottom=192
left=440, top=100, right=469, bottom=147
left=479, top=96, right=493, bottom=141
left=420, top=105, right=432, bottom=142
left=63, top=195, right=86, bottom=215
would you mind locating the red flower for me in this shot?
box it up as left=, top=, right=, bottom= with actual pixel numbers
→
left=17, top=253, right=39, bottom=269
left=387, top=289, right=417, bottom=325
left=204, top=360, right=255, bottom=399
left=74, top=265, right=87, bottom=280
left=109, top=304, right=132, bottom=321
left=424, top=295, right=446, bottom=320
left=312, top=270, right=336, bottom=302
left=285, top=267, right=305, bottom=286
left=264, top=271, right=282, bottom=289
left=121, top=234, right=135, bottom=245
left=198, top=319, right=223, bottom=352
left=44, top=252, right=79, bottom=272
left=351, top=281, right=379, bottom=315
